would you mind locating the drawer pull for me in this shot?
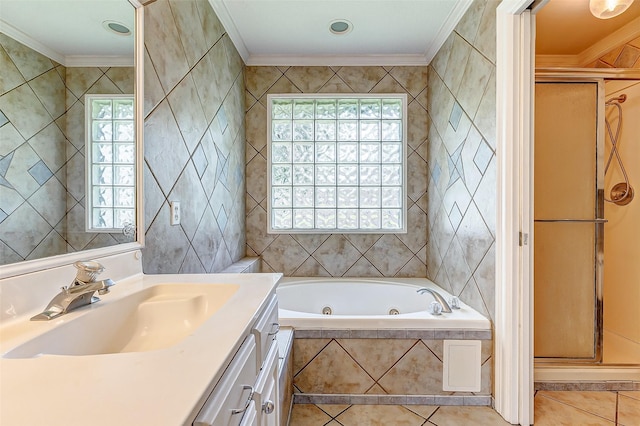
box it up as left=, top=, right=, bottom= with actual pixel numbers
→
left=262, top=400, right=275, bottom=415
left=231, top=385, right=255, bottom=415
left=268, top=322, right=280, bottom=336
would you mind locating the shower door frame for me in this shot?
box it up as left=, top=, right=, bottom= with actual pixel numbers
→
left=532, top=77, right=606, bottom=365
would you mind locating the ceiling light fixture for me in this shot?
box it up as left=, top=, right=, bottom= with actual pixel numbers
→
left=102, top=20, right=132, bottom=36
left=589, top=0, right=635, bottom=19
left=329, top=20, right=352, bottom=35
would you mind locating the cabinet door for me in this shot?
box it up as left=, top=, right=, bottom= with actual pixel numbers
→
left=254, top=343, right=280, bottom=426
left=194, top=335, right=258, bottom=426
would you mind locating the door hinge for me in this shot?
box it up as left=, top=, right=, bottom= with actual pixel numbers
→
left=519, top=232, right=529, bottom=246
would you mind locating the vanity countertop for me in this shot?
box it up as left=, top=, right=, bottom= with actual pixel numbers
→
left=0, top=272, right=282, bottom=426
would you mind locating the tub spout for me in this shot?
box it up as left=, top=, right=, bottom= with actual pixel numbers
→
left=416, top=288, right=452, bottom=313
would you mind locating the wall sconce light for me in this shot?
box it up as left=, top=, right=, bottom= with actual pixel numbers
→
left=589, top=0, right=635, bottom=19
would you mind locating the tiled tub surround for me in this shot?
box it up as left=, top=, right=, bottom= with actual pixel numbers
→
left=142, top=0, right=246, bottom=274
left=276, top=278, right=492, bottom=404
left=0, top=33, right=134, bottom=264
left=244, top=65, right=430, bottom=278
left=291, top=331, right=492, bottom=406
left=245, top=0, right=498, bottom=326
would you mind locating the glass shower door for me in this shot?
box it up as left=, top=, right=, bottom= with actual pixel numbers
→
left=534, top=81, right=603, bottom=361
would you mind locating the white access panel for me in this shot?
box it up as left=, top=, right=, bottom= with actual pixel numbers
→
left=442, top=340, right=482, bottom=392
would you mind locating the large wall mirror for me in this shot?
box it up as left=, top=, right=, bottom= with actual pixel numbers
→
left=0, top=0, right=144, bottom=277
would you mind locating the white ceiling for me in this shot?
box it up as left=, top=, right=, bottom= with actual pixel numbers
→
left=0, top=0, right=135, bottom=66
left=209, top=0, right=473, bottom=66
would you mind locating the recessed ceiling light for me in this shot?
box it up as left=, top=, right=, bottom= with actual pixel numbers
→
left=329, top=20, right=352, bottom=35
left=103, top=20, right=132, bottom=36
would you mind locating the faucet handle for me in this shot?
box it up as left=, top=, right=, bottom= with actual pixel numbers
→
left=428, top=301, right=443, bottom=316
left=74, top=260, right=105, bottom=282
left=449, top=296, right=461, bottom=309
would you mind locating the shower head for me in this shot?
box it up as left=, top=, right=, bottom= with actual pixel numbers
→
left=606, top=94, right=627, bottom=105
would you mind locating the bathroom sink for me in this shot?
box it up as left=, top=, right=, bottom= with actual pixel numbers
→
left=3, top=283, right=239, bottom=358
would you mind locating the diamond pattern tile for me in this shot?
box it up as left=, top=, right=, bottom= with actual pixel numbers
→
left=364, top=235, right=414, bottom=276
left=284, top=66, right=335, bottom=92
left=389, top=66, right=429, bottom=98
left=337, top=405, right=425, bottom=426
left=295, top=340, right=375, bottom=394
left=245, top=66, right=430, bottom=277
left=313, top=235, right=361, bottom=276
left=293, top=339, right=332, bottom=375
left=261, top=235, right=310, bottom=275
left=378, top=342, right=443, bottom=394
left=338, top=338, right=414, bottom=380
left=140, top=0, right=246, bottom=273
left=0, top=33, right=143, bottom=264
left=336, top=67, right=388, bottom=93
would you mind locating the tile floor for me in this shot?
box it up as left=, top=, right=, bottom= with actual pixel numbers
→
left=288, top=391, right=640, bottom=425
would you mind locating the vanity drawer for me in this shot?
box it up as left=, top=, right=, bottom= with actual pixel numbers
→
left=251, top=295, right=279, bottom=369
left=253, top=342, right=279, bottom=426
left=194, top=335, right=258, bottom=426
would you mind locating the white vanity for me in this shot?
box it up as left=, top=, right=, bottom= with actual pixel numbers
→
left=0, top=250, right=282, bottom=425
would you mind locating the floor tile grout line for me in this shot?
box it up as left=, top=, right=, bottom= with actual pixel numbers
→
left=317, top=403, right=351, bottom=423
left=537, top=393, right=618, bottom=424
left=402, top=404, right=438, bottom=422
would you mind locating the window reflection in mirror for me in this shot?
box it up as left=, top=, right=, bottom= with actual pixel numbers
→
left=0, top=0, right=137, bottom=266
left=85, top=95, right=135, bottom=232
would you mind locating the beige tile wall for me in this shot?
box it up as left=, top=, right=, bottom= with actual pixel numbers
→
left=425, top=0, right=498, bottom=323
left=142, top=0, right=246, bottom=273
left=293, top=337, right=492, bottom=396
left=0, top=33, right=134, bottom=264
left=245, top=66, right=430, bottom=277
left=589, top=36, right=640, bottom=68
left=244, top=0, right=498, bottom=324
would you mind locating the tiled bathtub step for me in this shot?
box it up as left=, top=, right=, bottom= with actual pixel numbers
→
left=293, top=393, right=492, bottom=406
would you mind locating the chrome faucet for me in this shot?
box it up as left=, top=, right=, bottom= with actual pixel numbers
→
left=416, top=287, right=452, bottom=313
left=31, top=261, right=115, bottom=321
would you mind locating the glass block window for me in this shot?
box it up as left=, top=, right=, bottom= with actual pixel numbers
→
left=267, top=94, right=407, bottom=233
left=85, top=95, right=135, bottom=232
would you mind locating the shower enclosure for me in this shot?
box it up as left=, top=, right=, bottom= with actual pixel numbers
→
left=534, top=80, right=604, bottom=363
left=534, top=77, right=639, bottom=368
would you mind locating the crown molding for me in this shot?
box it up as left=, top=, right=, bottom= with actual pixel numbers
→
left=424, top=0, right=473, bottom=63
left=207, top=0, right=250, bottom=62
left=245, top=54, right=429, bottom=67
left=209, top=0, right=471, bottom=67
left=0, top=19, right=134, bottom=67
left=0, top=19, right=65, bottom=64
left=64, top=56, right=134, bottom=67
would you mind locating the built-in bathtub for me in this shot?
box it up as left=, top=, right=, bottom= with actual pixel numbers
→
left=276, top=277, right=493, bottom=407
left=277, top=277, right=490, bottom=330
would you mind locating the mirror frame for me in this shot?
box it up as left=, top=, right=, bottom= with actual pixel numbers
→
left=0, top=0, right=145, bottom=279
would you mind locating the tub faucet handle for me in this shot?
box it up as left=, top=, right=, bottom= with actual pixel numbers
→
left=429, top=301, right=443, bottom=316
left=449, top=296, right=461, bottom=309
